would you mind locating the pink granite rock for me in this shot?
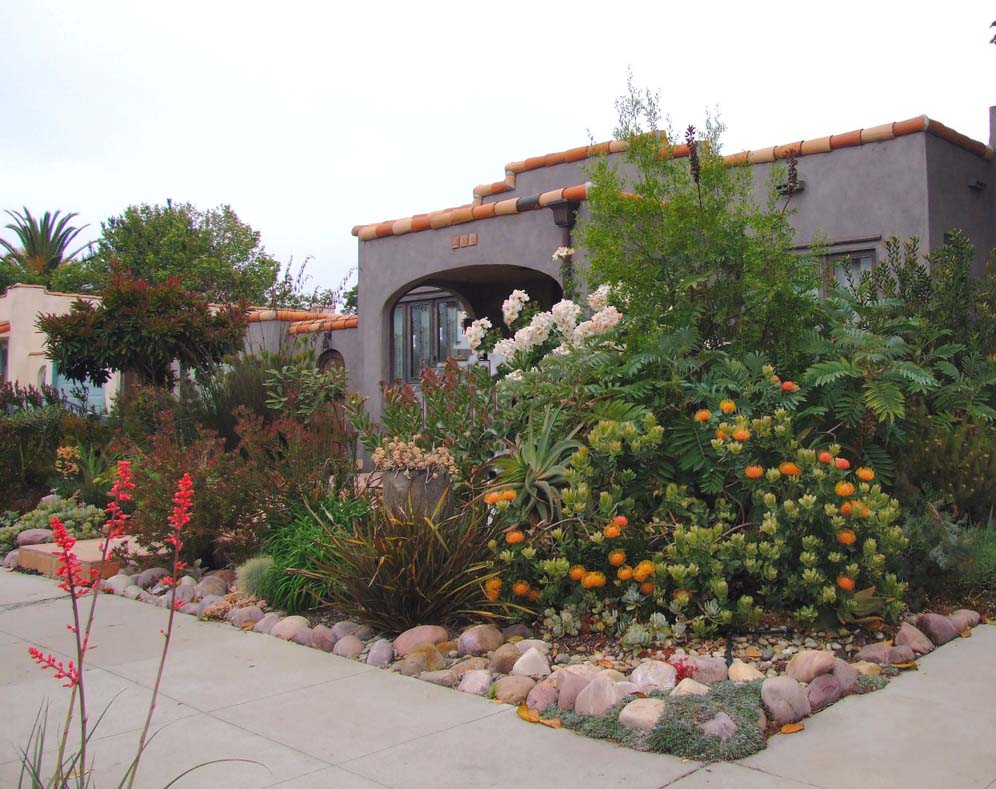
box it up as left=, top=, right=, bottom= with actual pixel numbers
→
left=786, top=650, right=835, bottom=683
left=393, top=625, right=448, bottom=656
left=895, top=622, right=934, bottom=655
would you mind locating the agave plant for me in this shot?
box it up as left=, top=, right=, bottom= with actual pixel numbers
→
left=1, top=207, right=91, bottom=276
left=493, top=408, right=581, bottom=524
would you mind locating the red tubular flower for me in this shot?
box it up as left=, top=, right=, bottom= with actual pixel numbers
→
left=51, top=516, right=88, bottom=594
left=104, top=460, right=136, bottom=539
left=28, top=646, right=80, bottom=687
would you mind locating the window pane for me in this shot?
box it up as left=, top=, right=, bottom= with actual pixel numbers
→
left=392, top=306, right=405, bottom=382
left=409, top=302, right=432, bottom=379
left=437, top=301, right=463, bottom=363
left=833, top=252, right=873, bottom=288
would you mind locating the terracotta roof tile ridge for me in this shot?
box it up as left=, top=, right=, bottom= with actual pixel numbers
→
left=353, top=115, right=993, bottom=241
left=287, top=314, right=359, bottom=335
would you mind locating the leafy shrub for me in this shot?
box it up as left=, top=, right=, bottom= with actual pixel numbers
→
left=898, top=497, right=976, bottom=605
left=305, top=502, right=506, bottom=632
left=258, top=495, right=370, bottom=612
left=235, top=555, right=273, bottom=598
left=964, top=526, right=996, bottom=595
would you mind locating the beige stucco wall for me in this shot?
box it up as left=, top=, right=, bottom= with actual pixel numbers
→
left=0, top=284, right=122, bottom=407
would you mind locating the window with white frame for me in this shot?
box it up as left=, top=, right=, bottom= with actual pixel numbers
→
left=390, top=290, right=469, bottom=383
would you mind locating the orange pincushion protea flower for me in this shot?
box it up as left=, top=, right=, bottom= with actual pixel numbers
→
left=527, top=589, right=540, bottom=602
left=731, top=428, right=751, bottom=442
left=505, top=530, right=525, bottom=544
left=837, top=529, right=857, bottom=546
left=512, top=580, right=531, bottom=597
left=608, top=549, right=626, bottom=567
left=612, top=515, right=628, bottom=527
left=779, top=462, right=802, bottom=477
left=836, top=575, right=856, bottom=591
left=856, top=467, right=875, bottom=482
left=781, top=381, right=799, bottom=392
left=603, top=525, right=621, bottom=539
left=835, top=481, right=855, bottom=498
left=484, top=491, right=500, bottom=505
left=818, top=450, right=833, bottom=464
left=569, top=565, right=586, bottom=581
left=582, top=571, right=606, bottom=589
left=694, top=409, right=712, bottom=422
left=719, top=399, right=737, bottom=414
left=834, top=457, right=851, bottom=470
left=715, top=428, right=728, bottom=441
left=839, top=501, right=853, bottom=517
left=633, top=560, right=655, bottom=582
left=639, top=581, right=655, bottom=594
left=617, top=565, right=634, bottom=581
left=500, top=489, right=517, bottom=501
left=484, top=578, right=502, bottom=600
left=744, top=465, right=764, bottom=479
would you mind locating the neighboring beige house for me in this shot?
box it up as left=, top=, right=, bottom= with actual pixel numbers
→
left=0, top=283, right=357, bottom=410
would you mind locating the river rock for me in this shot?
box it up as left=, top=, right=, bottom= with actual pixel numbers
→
left=332, top=634, right=364, bottom=658
left=291, top=628, right=315, bottom=647
left=630, top=660, right=677, bottom=694
left=419, top=670, right=458, bottom=688
left=394, top=625, right=448, bottom=656
left=786, top=650, right=835, bottom=683
left=526, top=677, right=559, bottom=711
left=366, top=639, right=394, bottom=667
left=895, top=622, right=934, bottom=655
left=457, top=624, right=504, bottom=656
left=949, top=609, right=981, bottom=631
left=489, top=642, right=521, bottom=674
left=832, top=658, right=859, bottom=693
left=575, top=674, right=622, bottom=716
left=331, top=621, right=361, bottom=640
left=502, top=623, right=533, bottom=640
left=311, top=625, right=336, bottom=652
left=853, top=643, right=893, bottom=664
left=103, top=573, right=133, bottom=595
left=451, top=657, right=490, bottom=678
left=687, top=656, right=729, bottom=684
left=137, top=567, right=169, bottom=589
left=493, top=675, right=536, bottom=704
left=670, top=678, right=710, bottom=697
left=16, top=528, right=53, bottom=546
left=253, top=612, right=282, bottom=635
left=807, top=674, right=843, bottom=710
left=888, top=644, right=915, bottom=664
left=514, top=639, right=550, bottom=654
left=230, top=605, right=265, bottom=629
left=728, top=659, right=764, bottom=682
left=557, top=664, right=601, bottom=710
left=761, top=677, right=811, bottom=725
left=511, top=647, right=550, bottom=678
left=700, top=711, right=737, bottom=741
left=179, top=603, right=199, bottom=615
left=195, top=576, right=228, bottom=598
left=916, top=613, right=959, bottom=646
left=457, top=669, right=493, bottom=695
left=196, top=594, right=225, bottom=618
left=271, top=615, right=310, bottom=640
left=3, top=549, right=19, bottom=568
left=619, top=698, right=666, bottom=731
left=396, top=643, right=444, bottom=676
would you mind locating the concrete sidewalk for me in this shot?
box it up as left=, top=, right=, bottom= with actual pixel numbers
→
left=0, top=572, right=993, bottom=788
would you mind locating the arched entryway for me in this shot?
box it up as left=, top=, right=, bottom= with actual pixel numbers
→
left=385, top=264, right=563, bottom=384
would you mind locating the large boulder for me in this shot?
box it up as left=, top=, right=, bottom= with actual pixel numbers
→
left=894, top=622, right=934, bottom=655
left=16, top=529, right=53, bottom=547
left=492, top=675, right=536, bottom=704
left=393, top=625, right=448, bottom=656
left=854, top=642, right=914, bottom=665
left=832, top=658, right=859, bottom=694
left=396, top=643, right=444, bottom=676
left=136, top=567, right=169, bottom=589
left=761, top=677, right=811, bottom=725
left=489, top=643, right=521, bottom=674
left=556, top=664, right=602, bottom=710
left=574, top=673, right=625, bottom=716
left=457, top=624, right=504, bottom=657
left=253, top=612, right=282, bottom=635
left=230, top=605, right=265, bottom=630
left=915, top=613, right=959, bottom=646
left=526, top=677, right=559, bottom=711
left=366, top=639, right=394, bottom=667
left=630, top=660, right=677, bottom=694
left=291, top=628, right=315, bottom=647
left=457, top=669, right=493, bottom=696
left=195, top=594, right=226, bottom=618
left=786, top=650, right=835, bottom=683
left=103, top=574, right=133, bottom=596
left=195, top=575, right=228, bottom=598
left=686, top=656, right=728, bottom=684
left=3, top=549, right=19, bottom=568
left=619, top=698, right=666, bottom=731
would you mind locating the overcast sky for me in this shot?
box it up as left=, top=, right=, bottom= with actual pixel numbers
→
left=1, top=2, right=993, bottom=290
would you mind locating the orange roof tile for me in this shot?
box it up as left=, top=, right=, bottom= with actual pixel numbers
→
left=247, top=309, right=335, bottom=323
left=0, top=321, right=10, bottom=335
left=352, top=115, right=993, bottom=241
left=287, top=315, right=359, bottom=334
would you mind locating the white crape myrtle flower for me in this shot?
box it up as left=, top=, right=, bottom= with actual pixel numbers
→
left=528, top=311, right=555, bottom=345
left=587, top=284, right=612, bottom=311
left=551, top=299, right=582, bottom=337
left=463, top=316, right=492, bottom=352
left=505, top=369, right=524, bottom=382
left=492, top=338, right=517, bottom=363
left=552, top=246, right=575, bottom=260
left=502, top=289, right=530, bottom=326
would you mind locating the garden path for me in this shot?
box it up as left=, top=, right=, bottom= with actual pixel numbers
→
left=0, top=571, right=993, bottom=788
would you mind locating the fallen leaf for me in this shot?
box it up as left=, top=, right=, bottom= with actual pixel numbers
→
left=780, top=723, right=805, bottom=734
left=892, top=661, right=918, bottom=670
left=596, top=659, right=613, bottom=668
left=516, top=704, right=540, bottom=723
left=960, top=629, right=972, bottom=638
left=539, top=718, right=562, bottom=729
left=241, top=622, right=257, bottom=631
left=632, top=692, right=648, bottom=699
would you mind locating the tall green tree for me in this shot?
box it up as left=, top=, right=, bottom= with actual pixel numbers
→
left=0, top=208, right=91, bottom=289
left=38, top=266, right=248, bottom=388
left=51, top=202, right=279, bottom=303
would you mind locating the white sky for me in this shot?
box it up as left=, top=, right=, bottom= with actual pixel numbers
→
left=1, top=1, right=993, bottom=290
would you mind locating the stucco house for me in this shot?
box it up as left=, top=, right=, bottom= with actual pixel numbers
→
left=341, top=108, right=995, bottom=421
left=3, top=108, right=993, bottom=419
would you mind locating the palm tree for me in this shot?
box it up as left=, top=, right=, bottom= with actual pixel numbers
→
left=0, top=207, right=91, bottom=276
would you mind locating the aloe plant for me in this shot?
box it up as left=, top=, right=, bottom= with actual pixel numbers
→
left=493, top=408, right=581, bottom=524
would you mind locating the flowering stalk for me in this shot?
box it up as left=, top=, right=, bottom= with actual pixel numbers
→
left=125, top=472, right=192, bottom=789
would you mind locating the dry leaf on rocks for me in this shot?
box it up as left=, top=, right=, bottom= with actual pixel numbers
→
left=539, top=718, right=562, bottom=729
left=517, top=704, right=540, bottom=723
left=780, top=723, right=805, bottom=734
left=960, top=630, right=972, bottom=638
left=892, top=661, right=918, bottom=670
left=596, top=659, right=613, bottom=668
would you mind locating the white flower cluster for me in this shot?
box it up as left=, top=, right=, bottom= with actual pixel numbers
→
left=551, top=299, right=582, bottom=337
left=502, top=289, right=530, bottom=326
left=552, top=246, right=575, bottom=260
left=587, top=284, right=612, bottom=311
left=463, top=317, right=492, bottom=352
left=570, top=305, right=622, bottom=345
